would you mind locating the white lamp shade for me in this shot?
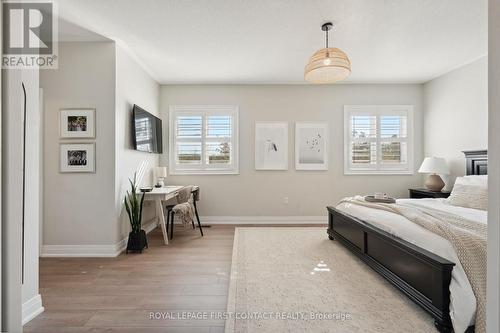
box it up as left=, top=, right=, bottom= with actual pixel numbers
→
left=418, top=157, right=449, bottom=175
left=154, top=167, right=167, bottom=178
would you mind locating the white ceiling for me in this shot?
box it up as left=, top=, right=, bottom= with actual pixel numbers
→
left=55, top=0, right=487, bottom=84
left=58, top=18, right=110, bottom=42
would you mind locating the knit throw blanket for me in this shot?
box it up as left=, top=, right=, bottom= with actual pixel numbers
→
left=172, top=186, right=195, bottom=225
left=339, top=196, right=487, bottom=333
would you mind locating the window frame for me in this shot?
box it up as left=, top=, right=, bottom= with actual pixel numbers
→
left=169, top=105, right=239, bottom=175
left=344, top=105, right=414, bottom=175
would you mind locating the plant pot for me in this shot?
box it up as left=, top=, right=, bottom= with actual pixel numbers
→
left=126, top=229, right=148, bottom=254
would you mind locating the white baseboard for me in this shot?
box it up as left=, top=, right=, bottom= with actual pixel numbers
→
left=41, top=243, right=124, bottom=258
left=22, top=294, right=44, bottom=325
left=40, top=216, right=326, bottom=257
left=41, top=219, right=159, bottom=258
left=199, top=215, right=327, bottom=224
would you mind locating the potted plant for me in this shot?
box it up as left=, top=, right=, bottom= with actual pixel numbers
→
left=124, top=173, right=148, bottom=253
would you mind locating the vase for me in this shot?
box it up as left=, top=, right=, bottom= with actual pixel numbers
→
left=126, top=229, right=148, bottom=254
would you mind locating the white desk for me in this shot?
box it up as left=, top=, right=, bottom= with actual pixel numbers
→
left=141, top=186, right=184, bottom=245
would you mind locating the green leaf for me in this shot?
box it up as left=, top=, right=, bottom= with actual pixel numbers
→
left=124, top=171, right=145, bottom=233
left=138, top=192, right=145, bottom=226
left=124, top=197, right=132, bottom=222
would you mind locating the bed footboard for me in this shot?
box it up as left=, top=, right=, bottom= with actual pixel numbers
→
left=327, top=206, right=455, bottom=332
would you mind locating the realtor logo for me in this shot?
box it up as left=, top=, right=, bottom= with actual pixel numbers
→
left=2, top=0, right=58, bottom=68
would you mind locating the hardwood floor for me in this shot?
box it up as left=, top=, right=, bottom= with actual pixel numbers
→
left=25, top=225, right=235, bottom=333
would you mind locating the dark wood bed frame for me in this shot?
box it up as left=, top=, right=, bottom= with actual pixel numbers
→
left=327, top=150, right=487, bottom=333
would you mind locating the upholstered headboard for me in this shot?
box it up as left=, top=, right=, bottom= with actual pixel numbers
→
left=463, top=150, right=487, bottom=175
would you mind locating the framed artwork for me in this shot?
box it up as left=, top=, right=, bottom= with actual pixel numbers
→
left=255, top=122, right=288, bottom=170
left=60, top=109, right=95, bottom=138
left=295, top=122, right=328, bottom=170
left=60, top=143, right=95, bottom=173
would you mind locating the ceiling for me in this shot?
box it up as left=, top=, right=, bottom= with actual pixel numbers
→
left=55, top=0, right=487, bottom=84
left=58, top=18, right=110, bottom=42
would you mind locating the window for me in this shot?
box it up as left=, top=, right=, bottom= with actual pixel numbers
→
left=344, top=105, right=414, bottom=174
left=169, top=105, right=239, bottom=175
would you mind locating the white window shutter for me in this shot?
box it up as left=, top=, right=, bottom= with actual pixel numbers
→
left=169, top=106, right=239, bottom=175
left=344, top=105, right=414, bottom=175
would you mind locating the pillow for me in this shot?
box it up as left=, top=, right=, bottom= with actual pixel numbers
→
left=447, top=176, right=488, bottom=211
left=461, top=175, right=488, bottom=186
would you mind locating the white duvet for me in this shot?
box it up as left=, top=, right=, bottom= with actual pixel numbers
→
left=336, top=198, right=487, bottom=333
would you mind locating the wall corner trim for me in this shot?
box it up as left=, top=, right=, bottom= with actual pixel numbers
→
left=22, top=294, right=44, bottom=325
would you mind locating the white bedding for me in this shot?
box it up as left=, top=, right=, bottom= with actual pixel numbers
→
left=336, top=198, right=487, bottom=333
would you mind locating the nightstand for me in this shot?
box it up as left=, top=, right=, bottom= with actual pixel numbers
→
left=409, top=188, right=451, bottom=199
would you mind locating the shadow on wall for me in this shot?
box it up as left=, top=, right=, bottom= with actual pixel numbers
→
left=125, top=102, right=135, bottom=149
left=443, top=158, right=467, bottom=190
left=136, top=160, right=150, bottom=185
left=118, top=160, right=153, bottom=239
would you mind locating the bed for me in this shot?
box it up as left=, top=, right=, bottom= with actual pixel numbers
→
left=326, top=150, right=487, bottom=333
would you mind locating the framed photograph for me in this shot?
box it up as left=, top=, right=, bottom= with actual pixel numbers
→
left=60, top=143, right=95, bottom=173
left=255, top=122, right=288, bottom=170
left=60, top=109, right=95, bottom=138
left=295, top=122, right=328, bottom=170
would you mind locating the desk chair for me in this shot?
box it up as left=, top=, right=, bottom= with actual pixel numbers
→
left=165, top=187, right=203, bottom=239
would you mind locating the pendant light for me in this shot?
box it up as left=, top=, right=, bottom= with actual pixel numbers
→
left=304, top=22, right=351, bottom=84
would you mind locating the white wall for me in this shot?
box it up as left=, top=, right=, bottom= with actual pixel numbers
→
left=2, top=68, right=42, bottom=331
left=487, top=1, right=500, bottom=331
left=115, top=44, right=160, bottom=243
left=1, top=4, right=3, bottom=328
left=423, top=57, right=488, bottom=188
left=160, top=84, right=424, bottom=217
left=21, top=71, right=43, bottom=325
left=40, top=42, right=160, bottom=254
left=41, top=42, right=117, bottom=246
left=2, top=69, right=24, bottom=333
left=0, top=5, right=2, bottom=327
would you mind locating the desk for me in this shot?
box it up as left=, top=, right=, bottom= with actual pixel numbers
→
left=141, top=186, right=199, bottom=245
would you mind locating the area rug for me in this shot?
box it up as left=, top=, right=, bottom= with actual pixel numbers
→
left=225, top=227, right=437, bottom=333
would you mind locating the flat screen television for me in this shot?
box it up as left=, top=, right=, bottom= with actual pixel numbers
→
left=132, top=104, right=163, bottom=154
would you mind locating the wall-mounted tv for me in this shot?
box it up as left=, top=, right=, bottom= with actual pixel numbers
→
left=132, top=104, right=163, bottom=154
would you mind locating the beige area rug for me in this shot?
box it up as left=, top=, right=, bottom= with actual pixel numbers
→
left=225, top=227, right=437, bottom=333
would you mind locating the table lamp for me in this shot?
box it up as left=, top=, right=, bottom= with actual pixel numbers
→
left=154, top=167, right=167, bottom=187
left=418, top=157, right=449, bottom=191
